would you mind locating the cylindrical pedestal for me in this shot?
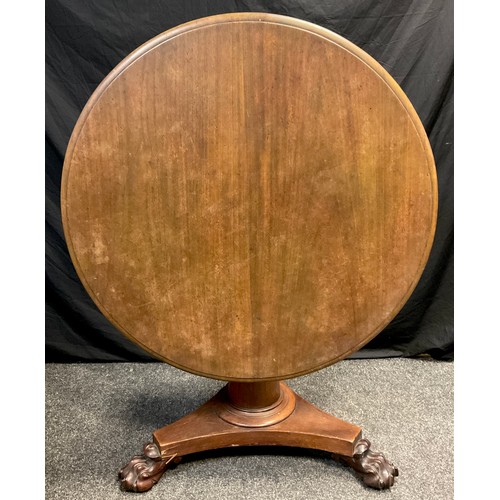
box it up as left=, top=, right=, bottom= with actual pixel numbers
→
left=219, top=381, right=296, bottom=427
left=227, top=381, right=281, bottom=410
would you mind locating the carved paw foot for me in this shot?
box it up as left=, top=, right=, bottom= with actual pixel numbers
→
left=119, top=442, right=175, bottom=492
left=338, top=438, right=398, bottom=489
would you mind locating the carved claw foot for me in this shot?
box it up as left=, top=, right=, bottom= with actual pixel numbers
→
left=119, top=442, right=177, bottom=492
left=338, top=438, right=399, bottom=490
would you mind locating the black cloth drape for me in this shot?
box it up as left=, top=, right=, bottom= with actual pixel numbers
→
left=46, top=0, right=453, bottom=362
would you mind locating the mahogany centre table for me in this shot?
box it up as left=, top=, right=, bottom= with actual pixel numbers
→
left=61, top=12, right=437, bottom=492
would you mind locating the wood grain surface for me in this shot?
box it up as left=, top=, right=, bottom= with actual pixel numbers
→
left=61, top=13, right=437, bottom=381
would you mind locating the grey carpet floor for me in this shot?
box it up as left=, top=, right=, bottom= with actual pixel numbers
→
left=46, top=359, right=453, bottom=499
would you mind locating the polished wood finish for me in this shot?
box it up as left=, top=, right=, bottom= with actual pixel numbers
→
left=119, top=383, right=398, bottom=491
left=227, top=381, right=281, bottom=409
left=61, top=13, right=437, bottom=382
left=153, top=383, right=360, bottom=456
left=63, top=13, right=434, bottom=491
left=219, top=382, right=296, bottom=427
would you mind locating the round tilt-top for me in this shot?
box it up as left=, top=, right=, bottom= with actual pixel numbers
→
left=61, top=13, right=437, bottom=381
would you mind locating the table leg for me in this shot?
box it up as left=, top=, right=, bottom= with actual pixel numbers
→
left=119, top=382, right=398, bottom=492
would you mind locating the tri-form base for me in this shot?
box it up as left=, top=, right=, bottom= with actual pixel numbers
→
left=119, top=382, right=398, bottom=492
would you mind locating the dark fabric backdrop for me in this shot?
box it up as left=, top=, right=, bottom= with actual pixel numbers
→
left=46, top=0, right=453, bottom=362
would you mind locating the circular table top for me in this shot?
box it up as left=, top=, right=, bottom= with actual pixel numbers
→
left=62, top=13, right=437, bottom=381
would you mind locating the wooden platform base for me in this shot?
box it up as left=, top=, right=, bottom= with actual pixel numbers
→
left=119, top=382, right=398, bottom=492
